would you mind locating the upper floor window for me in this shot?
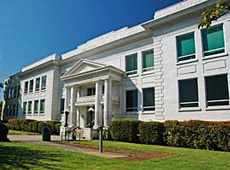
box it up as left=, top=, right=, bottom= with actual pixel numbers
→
left=35, top=78, right=40, bottom=91
left=60, top=98, right=65, bottom=114
left=87, top=87, right=95, bottom=96
left=34, top=100, right=39, bottom=114
left=176, top=32, right=196, bottom=62
left=125, top=53, right=137, bottom=76
left=142, top=49, right=154, bottom=72
left=41, top=76, right=47, bottom=90
left=40, top=99, right=45, bottom=113
left=126, top=89, right=138, bottom=112
left=143, top=87, right=155, bottom=111
left=202, top=24, right=225, bottom=56
left=179, top=78, right=199, bottom=108
left=205, top=74, right=229, bottom=107
left=24, top=81, right=28, bottom=93
left=29, top=80, right=34, bottom=92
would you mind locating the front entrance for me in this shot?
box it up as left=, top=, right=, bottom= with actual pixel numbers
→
left=86, top=107, right=95, bottom=128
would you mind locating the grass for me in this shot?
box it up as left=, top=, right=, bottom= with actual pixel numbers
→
left=8, top=130, right=39, bottom=135
left=0, top=141, right=230, bottom=170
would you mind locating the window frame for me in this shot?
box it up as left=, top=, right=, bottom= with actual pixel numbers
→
left=126, top=89, right=138, bottom=112
left=35, top=78, right=40, bottom=92
left=41, top=76, right=47, bottom=90
left=142, top=49, right=154, bottom=72
left=29, top=80, right=34, bottom=93
left=27, top=101, right=32, bottom=114
left=23, top=102, right=27, bottom=115
left=34, top=100, right=39, bottom=114
left=142, top=87, right=155, bottom=112
left=40, top=99, right=45, bottom=114
left=24, top=81, right=28, bottom=94
left=125, top=53, right=138, bottom=76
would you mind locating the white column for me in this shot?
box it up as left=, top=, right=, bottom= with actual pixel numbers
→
left=76, top=87, right=80, bottom=127
left=70, top=86, right=76, bottom=127
left=104, top=79, right=112, bottom=127
left=65, top=87, right=70, bottom=111
left=94, top=81, right=102, bottom=128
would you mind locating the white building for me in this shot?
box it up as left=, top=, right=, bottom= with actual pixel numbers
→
left=2, top=0, right=230, bottom=138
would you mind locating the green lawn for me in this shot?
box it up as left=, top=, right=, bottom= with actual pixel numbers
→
left=0, top=141, right=230, bottom=170
left=8, top=130, right=39, bottom=135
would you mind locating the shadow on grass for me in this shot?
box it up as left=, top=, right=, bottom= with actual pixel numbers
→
left=0, top=142, right=62, bottom=169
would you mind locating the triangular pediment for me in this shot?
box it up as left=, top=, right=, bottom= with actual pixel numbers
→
left=61, top=59, right=108, bottom=79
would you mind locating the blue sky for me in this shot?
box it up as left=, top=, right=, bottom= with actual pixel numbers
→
left=0, top=0, right=181, bottom=98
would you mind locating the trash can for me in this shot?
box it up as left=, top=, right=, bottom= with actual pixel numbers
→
left=42, top=127, right=51, bottom=141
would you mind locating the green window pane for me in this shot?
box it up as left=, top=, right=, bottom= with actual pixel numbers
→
left=142, top=49, right=154, bottom=70
left=23, top=102, right=27, bottom=114
left=143, top=88, right=155, bottom=111
left=28, top=101, right=32, bottom=113
left=202, top=24, right=225, bottom=56
left=179, top=79, right=199, bottom=108
left=177, top=32, right=195, bottom=62
left=126, top=54, right=137, bottom=75
left=36, top=78, right=40, bottom=91
left=41, top=76, right=47, bottom=90
left=34, top=101, right=39, bottom=113
left=24, top=82, right=28, bottom=93
left=29, top=80, right=33, bottom=92
left=126, top=90, right=138, bottom=112
left=40, top=100, right=45, bottom=113
left=60, top=98, right=65, bottom=114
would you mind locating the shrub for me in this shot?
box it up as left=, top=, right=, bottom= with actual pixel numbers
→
left=0, top=122, right=10, bottom=142
left=37, top=121, right=47, bottom=133
left=32, top=121, right=39, bottom=133
left=7, top=119, right=35, bottom=131
left=54, top=123, right=61, bottom=135
left=111, top=119, right=141, bottom=142
left=139, top=122, right=165, bottom=145
left=164, top=120, right=230, bottom=151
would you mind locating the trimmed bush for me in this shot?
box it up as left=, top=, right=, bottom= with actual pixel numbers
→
left=0, top=122, right=10, bottom=142
left=111, top=119, right=141, bottom=142
left=164, top=120, right=230, bottom=151
left=139, top=122, right=165, bottom=145
left=54, top=123, right=61, bottom=135
left=37, top=121, right=47, bottom=133
left=32, top=121, right=39, bottom=133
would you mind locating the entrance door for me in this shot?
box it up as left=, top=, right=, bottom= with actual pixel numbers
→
left=86, top=107, right=95, bottom=128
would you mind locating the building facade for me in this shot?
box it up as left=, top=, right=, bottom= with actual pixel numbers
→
left=2, top=0, right=230, bottom=138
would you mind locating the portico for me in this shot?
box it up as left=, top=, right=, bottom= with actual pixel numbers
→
left=60, top=59, right=124, bottom=139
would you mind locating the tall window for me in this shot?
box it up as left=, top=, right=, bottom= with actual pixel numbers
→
left=202, top=24, right=225, bottom=56
left=24, top=81, right=28, bottom=94
left=60, top=98, right=65, bottom=114
left=34, top=100, right=39, bottom=114
left=40, top=99, right=45, bottom=113
left=126, top=90, right=138, bottom=112
left=23, top=102, right=27, bottom=115
left=35, top=78, right=40, bottom=91
left=176, top=32, right=196, bottom=62
left=205, top=75, right=229, bottom=107
left=87, top=87, right=96, bottom=96
left=142, top=49, right=154, bottom=72
left=125, top=53, right=137, bottom=76
left=179, top=79, right=199, bottom=108
left=143, top=87, right=155, bottom=111
left=29, top=80, right=34, bottom=92
left=28, top=101, right=32, bottom=114
left=41, top=76, right=47, bottom=90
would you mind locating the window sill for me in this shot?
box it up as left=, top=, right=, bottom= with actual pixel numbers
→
left=202, top=52, right=228, bottom=61
left=179, top=107, right=201, bottom=112
left=125, top=112, right=139, bottom=115
left=205, top=106, right=230, bottom=111
left=141, top=70, right=154, bottom=76
left=141, top=111, right=155, bottom=115
left=125, top=74, right=139, bottom=78
left=177, top=59, right=198, bottom=66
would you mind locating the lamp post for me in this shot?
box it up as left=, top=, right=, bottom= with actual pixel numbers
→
left=99, top=126, right=103, bottom=153
left=64, top=111, right=69, bottom=127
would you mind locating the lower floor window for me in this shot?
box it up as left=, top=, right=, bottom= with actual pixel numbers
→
left=143, top=87, right=155, bottom=111
left=126, top=90, right=138, bottom=112
left=23, top=102, right=27, bottom=115
left=40, top=99, right=45, bottom=113
left=34, top=100, right=39, bottom=114
left=28, top=101, right=32, bottom=114
left=205, top=74, right=229, bottom=107
left=179, top=78, right=199, bottom=108
left=60, top=98, right=65, bottom=114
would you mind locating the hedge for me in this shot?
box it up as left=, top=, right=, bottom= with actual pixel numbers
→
left=7, top=119, right=61, bottom=135
left=111, top=119, right=141, bottom=142
left=0, top=122, right=10, bottom=142
left=139, top=122, right=165, bottom=145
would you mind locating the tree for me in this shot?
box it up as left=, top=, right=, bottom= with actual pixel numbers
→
left=198, top=0, right=230, bottom=29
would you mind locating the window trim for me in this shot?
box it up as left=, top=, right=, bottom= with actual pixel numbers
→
left=24, top=81, right=28, bottom=94
left=142, top=87, right=155, bottom=112
left=142, top=49, right=154, bottom=73
left=40, top=99, right=45, bottom=113
left=34, top=100, right=39, bottom=114
left=29, top=80, right=34, bottom=93
left=27, top=101, right=32, bottom=114
left=35, top=78, right=40, bottom=92
left=125, top=89, right=138, bottom=113
left=125, top=53, right=138, bottom=76
left=41, top=76, right=47, bottom=90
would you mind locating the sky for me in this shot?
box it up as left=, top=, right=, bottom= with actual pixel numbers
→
left=0, top=0, right=181, bottom=99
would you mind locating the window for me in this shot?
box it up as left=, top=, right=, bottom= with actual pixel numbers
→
left=87, top=87, right=95, bottom=96
left=29, top=80, right=34, bottom=92
left=41, top=76, right=47, bottom=90
left=24, top=81, right=28, bottom=93
left=14, top=86, right=17, bottom=98
left=126, top=90, right=138, bottom=112
left=34, top=100, right=39, bottom=114
left=11, top=87, right=14, bottom=98
left=60, top=98, right=65, bottom=114
left=125, top=53, right=137, bottom=76
left=40, top=99, right=45, bottom=113
left=143, top=88, right=155, bottom=111
left=142, top=49, right=154, bottom=72
left=17, top=85, right=20, bottom=97
left=205, top=75, right=229, bottom=107
left=28, top=101, right=32, bottom=114
left=202, top=24, right=225, bottom=56
left=176, top=32, right=196, bottom=62
left=23, top=102, right=27, bottom=115
left=35, top=78, right=40, bottom=91
left=179, top=79, right=199, bottom=108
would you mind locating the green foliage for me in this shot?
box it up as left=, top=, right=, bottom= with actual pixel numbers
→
left=0, top=122, right=9, bottom=141
left=7, top=119, right=61, bottom=135
left=111, top=119, right=141, bottom=142
left=139, top=122, right=165, bottom=145
left=165, top=120, right=230, bottom=151
left=199, top=0, right=230, bottom=28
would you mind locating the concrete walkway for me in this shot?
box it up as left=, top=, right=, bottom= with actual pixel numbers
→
left=8, top=134, right=126, bottom=159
